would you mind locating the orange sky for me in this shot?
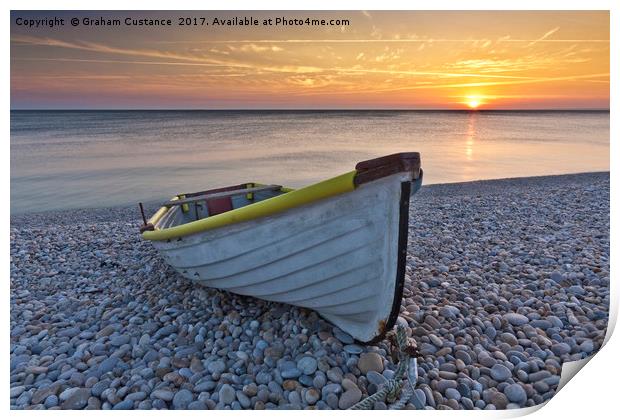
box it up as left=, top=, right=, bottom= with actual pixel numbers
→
left=10, top=11, right=610, bottom=109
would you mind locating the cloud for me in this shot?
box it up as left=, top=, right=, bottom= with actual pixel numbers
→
left=11, top=35, right=227, bottom=66
left=209, top=48, right=230, bottom=55
left=15, top=55, right=545, bottom=82
left=373, top=47, right=404, bottom=63
left=230, top=44, right=284, bottom=53
left=526, top=27, right=560, bottom=47
left=11, top=35, right=316, bottom=75
left=311, top=72, right=610, bottom=96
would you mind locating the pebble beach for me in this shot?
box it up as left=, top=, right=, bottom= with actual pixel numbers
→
left=10, top=172, right=610, bottom=410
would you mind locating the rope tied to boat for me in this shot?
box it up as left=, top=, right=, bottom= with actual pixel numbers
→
left=349, top=325, right=420, bottom=410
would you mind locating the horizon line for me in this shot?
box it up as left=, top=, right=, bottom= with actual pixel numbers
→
left=10, top=108, right=611, bottom=112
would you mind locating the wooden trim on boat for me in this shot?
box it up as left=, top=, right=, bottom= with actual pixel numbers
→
left=181, top=183, right=247, bottom=198
left=354, top=152, right=421, bottom=186
left=163, top=185, right=282, bottom=207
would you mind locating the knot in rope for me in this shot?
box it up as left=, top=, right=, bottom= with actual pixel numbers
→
left=349, top=325, right=419, bottom=410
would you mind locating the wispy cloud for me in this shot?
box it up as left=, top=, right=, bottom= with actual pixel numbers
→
left=296, top=72, right=610, bottom=97
left=229, top=44, right=284, bottom=53
left=14, top=56, right=546, bottom=82
left=11, top=35, right=229, bottom=66
left=526, top=27, right=560, bottom=47
left=11, top=35, right=318, bottom=74
left=13, top=35, right=553, bottom=82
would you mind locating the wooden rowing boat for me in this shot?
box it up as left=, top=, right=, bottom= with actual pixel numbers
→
left=141, top=152, right=422, bottom=343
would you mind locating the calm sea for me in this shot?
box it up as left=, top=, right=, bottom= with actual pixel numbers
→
left=10, top=110, right=609, bottom=214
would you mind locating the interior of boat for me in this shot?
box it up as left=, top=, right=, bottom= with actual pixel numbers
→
left=156, top=183, right=290, bottom=229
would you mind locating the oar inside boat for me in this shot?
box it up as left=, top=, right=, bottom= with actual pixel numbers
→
left=141, top=152, right=422, bottom=343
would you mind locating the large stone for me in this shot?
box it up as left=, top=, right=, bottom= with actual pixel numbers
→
left=236, top=391, right=251, bottom=409
left=110, top=334, right=130, bottom=346
left=60, top=388, right=90, bottom=410
left=113, top=400, right=134, bottom=410
left=504, top=384, right=527, bottom=404
left=358, top=353, right=383, bottom=374
left=580, top=340, right=595, bottom=353
left=439, top=305, right=460, bottom=319
left=338, top=388, right=362, bottom=409
left=172, top=389, right=194, bottom=409
left=551, top=343, right=571, bottom=356
left=25, top=365, right=48, bottom=374
left=207, top=360, right=226, bottom=375
left=568, top=285, right=586, bottom=295
left=327, top=367, right=343, bottom=383
left=333, top=330, right=354, bottom=344
left=31, top=383, right=62, bottom=405
left=454, top=350, right=472, bottom=364
left=528, top=370, right=551, bottom=382
left=305, top=388, right=320, bottom=405
left=321, top=383, right=343, bottom=398
left=297, top=356, right=318, bottom=375
left=97, top=356, right=119, bottom=376
left=10, top=386, right=25, bottom=398
left=283, top=380, right=299, bottom=391
left=503, top=313, right=529, bottom=326
left=411, top=389, right=426, bottom=409
left=57, top=327, right=81, bottom=338
left=436, top=379, right=458, bottom=393
left=490, top=364, right=512, bottom=382
left=341, top=378, right=358, bottom=392
left=366, top=371, right=387, bottom=385
left=151, top=388, right=174, bottom=402
left=425, top=315, right=442, bottom=330
left=547, top=316, right=564, bottom=329
left=445, top=388, right=461, bottom=400
left=500, top=332, right=519, bottom=346
left=343, top=344, right=364, bottom=354
left=490, top=391, right=509, bottom=409
left=219, top=384, right=236, bottom=405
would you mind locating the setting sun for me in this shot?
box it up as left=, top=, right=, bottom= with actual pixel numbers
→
left=465, top=95, right=483, bottom=109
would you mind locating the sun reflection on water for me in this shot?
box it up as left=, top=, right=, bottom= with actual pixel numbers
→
left=465, top=112, right=477, bottom=161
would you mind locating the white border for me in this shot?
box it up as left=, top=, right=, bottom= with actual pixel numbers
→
left=3, top=2, right=616, bottom=420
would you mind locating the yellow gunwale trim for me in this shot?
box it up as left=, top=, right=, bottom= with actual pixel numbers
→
left=142, top=170, right=357, bottom=241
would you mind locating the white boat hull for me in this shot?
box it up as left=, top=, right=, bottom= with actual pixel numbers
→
left=151, top=172, right=416, bottom=342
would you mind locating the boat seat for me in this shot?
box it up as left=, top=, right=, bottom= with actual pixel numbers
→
left=200, top=185, right=240, bottom=216
left=207, top=196, right=233, bottom=216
